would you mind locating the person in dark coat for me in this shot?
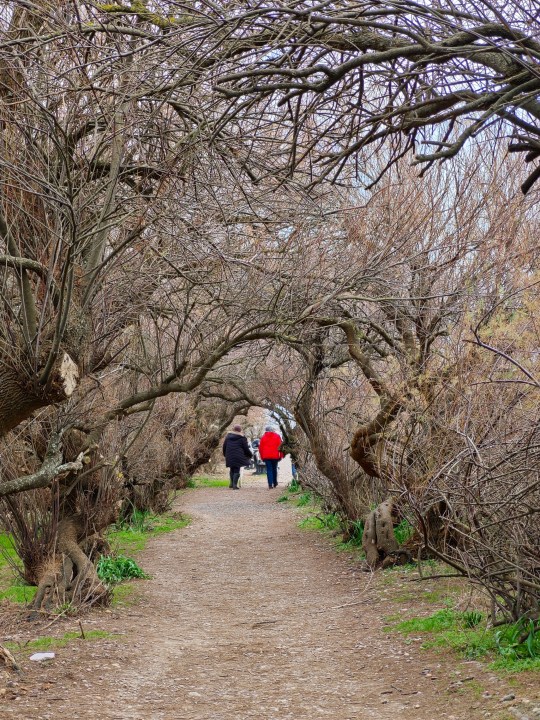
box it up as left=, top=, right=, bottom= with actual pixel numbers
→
left=223, top=424, right=253, bottom=490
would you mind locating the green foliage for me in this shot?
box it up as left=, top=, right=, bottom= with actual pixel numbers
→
left=463, top=610, right=484, bottom=628
left=495, top=618, right=540, bottom=661
left=117, top=509, right=156, bottom=532
left=341, top=520, right=364, bottom=548
left=0, top=533, right=34, bottom=604
left=0, top=532, right=19, bottom=566
left=277, top=477, right=303, bottom=502
left=298, top=512, right=340, bottom=532
left=96, top=554, right=150, bottom=585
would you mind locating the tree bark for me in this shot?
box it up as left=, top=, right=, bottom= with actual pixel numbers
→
left=362, top=498, right=400, bottom=568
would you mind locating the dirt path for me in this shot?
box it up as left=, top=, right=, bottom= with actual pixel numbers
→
left=1, top=476, right=533, bottom=719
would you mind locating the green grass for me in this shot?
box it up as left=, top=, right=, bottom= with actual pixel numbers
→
left=4, top=630, right=118, bottom=653
left=0, top=583, right=38, bottom=603
left=387, top=608, right=540, bottom=672
left=108, top=511, right=190, bottom=554
left=0, top=532, right=18, bottom=561
left=394, top=519, right=415, bottom=545
left=189, top=476, right=229, bottom=488
left=298, top=512, right=341, bottom=532
left=0, top=532, right=32, bottom=604
left=111, top=583, right=139, bottom=607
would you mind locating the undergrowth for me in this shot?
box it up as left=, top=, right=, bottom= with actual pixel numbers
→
left=279, top=484, right=411, bottom=552
left=0, top=509, right=189, bottom=605
left=388, top=608, right=540, bottom=672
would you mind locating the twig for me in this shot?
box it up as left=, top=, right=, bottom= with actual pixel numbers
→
left=251, top=620, right=279, bottom=628
left=78, top=620, right=86, bottom=639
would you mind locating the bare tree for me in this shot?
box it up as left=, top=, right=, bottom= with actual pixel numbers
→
left=206, top=0, right=540, bottom=191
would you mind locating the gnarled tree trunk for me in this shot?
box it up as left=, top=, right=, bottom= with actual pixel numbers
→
left=30, top=515, right=109, bottom=614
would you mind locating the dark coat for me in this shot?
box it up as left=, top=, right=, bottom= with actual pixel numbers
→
left=223, top=432, right=253, bottom=468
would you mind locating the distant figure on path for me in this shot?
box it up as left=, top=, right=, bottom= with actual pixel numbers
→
left=223, top=425, right=253, bottom=490
left=259, top=426, right=284, bottom=489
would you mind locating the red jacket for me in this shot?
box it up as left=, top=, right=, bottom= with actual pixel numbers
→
left=259, top=431, right=284, bottom=460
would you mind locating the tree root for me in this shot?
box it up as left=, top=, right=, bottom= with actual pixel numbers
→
left=29, top=516, right=110, bottom=616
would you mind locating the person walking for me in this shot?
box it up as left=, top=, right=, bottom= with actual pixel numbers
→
left=223, top=424, right=253, bottom=490
left=259, top=425, right=284, bottom=489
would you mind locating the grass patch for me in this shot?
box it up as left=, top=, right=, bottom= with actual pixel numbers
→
left=5, top=630, right=118, bottom=653
left=189, top=476, right=229, bottom=488
left=107, top=510, right=190, bottom=554
left=0, top=583, right=38, bottom=603
left=111, top=583, right=139, bottom=607
left=0, top=533, right=33, bottom=605
left=296, top=491, right=314, bottom=507
left=0, top=533, right=19, bottom=562
left=298, top=512, right=340, bottom=532
left=388, top=608, right=540, bottom=672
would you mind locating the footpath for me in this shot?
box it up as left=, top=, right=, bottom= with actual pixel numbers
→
left=1, top=476, right=526, bottom=719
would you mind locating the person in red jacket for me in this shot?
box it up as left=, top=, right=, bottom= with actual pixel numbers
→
left=258, top=425, right=284, bottom=489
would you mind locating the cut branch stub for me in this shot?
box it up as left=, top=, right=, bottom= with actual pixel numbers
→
left=0, top=352, right=79, bottom=439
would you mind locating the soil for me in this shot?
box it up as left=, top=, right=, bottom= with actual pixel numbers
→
left=1, top=474, right=539, bottom=719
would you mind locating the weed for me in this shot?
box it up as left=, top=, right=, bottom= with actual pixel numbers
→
left=346, top=520, right=365, bottom=545
left=288, top=477, right=301, bottom=493
left=463, top=610, right=484, bottom=628
left=97, top=555, right=150, bottom=585
left=393, top=519, right=414, bottom=545
left=296, top=492, right=313, bottom=507
left=494, top=618, right=540, bottom=661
